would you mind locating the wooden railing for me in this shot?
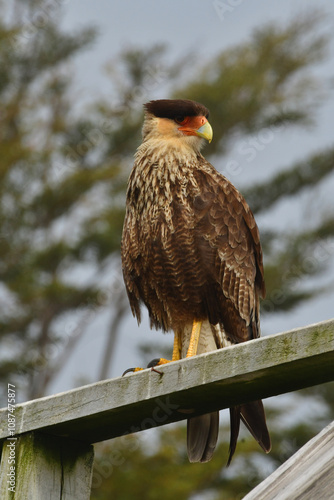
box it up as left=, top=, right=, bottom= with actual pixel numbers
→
left=0, top=318, right=333, bottom=499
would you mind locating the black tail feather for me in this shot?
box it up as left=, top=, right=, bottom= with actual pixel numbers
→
left=227, top=406, right=241, bottom=466
left=240, top=400, right=271, bottom=453
left=187, top=412, right=219, bottom=463
left=227, top=400, right=271, bottom=466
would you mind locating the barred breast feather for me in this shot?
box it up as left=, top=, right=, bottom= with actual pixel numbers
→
left=121, top=141, right=265, bottom=343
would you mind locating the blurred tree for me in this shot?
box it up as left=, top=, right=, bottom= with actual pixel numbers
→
left=0, top=1, right=104, bottom=399
left=0, top=3, right=333, bottom=498
left=244, top=147, right=334, bottom=312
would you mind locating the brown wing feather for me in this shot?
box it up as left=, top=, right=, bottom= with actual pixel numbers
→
left=121, top=154, right=265, bottom=342
left=191, top=161, right=265, bottom=342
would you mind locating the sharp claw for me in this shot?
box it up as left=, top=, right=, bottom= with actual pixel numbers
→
left=147, top=358, right=163, bottom=368
left=122, top=367, right=143, bottom=376
left=123, top=358, right=171, bottom=377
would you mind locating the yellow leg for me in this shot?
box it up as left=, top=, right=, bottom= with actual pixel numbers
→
left=172, top=330, right=181, bottom=361
left=186, top=320, right=202, bottom=358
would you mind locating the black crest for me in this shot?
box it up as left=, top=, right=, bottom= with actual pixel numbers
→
left=144, top=99, right=209, bottom=120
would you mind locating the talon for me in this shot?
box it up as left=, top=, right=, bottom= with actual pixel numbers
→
left=123, top=357, right=172, bottom=377
left=147, top=358, right=171, bottom=367
left=147, top=358, right=163, bottom=368
left=122, top=367, right=144, bottom=376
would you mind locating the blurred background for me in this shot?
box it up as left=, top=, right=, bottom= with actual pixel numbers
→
left=1, top=1, right=333, bottom=498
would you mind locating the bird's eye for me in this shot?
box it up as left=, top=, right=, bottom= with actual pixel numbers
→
left=175, top=116, right=186, bottom=124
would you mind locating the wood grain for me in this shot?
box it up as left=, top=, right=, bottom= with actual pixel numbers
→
left=244, top=420, right=334, bottom=500
left=0, top=318, right=333, bottom=445
left=0, top=432, right=93, bottom=499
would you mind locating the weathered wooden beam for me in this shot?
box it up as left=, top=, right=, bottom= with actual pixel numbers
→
left=0, top=432, right=94, bottom=499
left=0, top=318, right=333, bottom=445
left=244, top=420, right=334, bottom=500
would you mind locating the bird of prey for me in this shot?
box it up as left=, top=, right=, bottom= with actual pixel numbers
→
left=121, top=99, right=271, bottom=464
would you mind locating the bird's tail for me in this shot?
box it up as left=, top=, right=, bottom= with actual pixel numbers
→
left=228, top=400, right=271, bottom=466
left=183, top=321, right=270, bottom=464
left=180, top=321, right=220, bottom=462
left=187, top=412, right=219, bottom=463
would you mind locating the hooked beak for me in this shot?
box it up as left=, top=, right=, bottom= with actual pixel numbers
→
left=178, top=116, right=213, bottom=143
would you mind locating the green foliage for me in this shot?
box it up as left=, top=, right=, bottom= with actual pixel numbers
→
left=261, top=223, right=334, bottom=314
left=0, top=3, right=122, bottom=399
left=0, top=3, right=333, bottom=497
left=244, top=147, right=334, bottom=214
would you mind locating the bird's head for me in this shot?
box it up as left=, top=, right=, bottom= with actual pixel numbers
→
left=142, top=99, right=213, bottom=152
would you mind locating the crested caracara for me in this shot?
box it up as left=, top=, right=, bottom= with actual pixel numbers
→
left=121, top=99, right=271, bottom=464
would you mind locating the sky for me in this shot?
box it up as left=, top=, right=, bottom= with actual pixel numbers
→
left=46, top=0, right=334, bottom=395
